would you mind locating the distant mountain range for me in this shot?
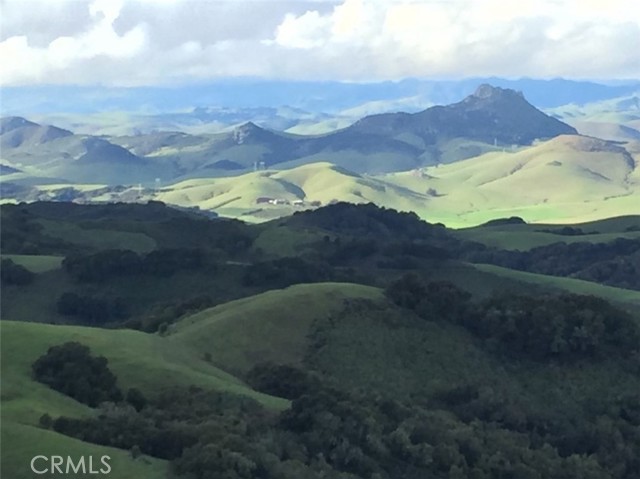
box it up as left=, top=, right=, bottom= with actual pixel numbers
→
left=0, top=117, right=170, bottom=184
left=1, top=84, right=577, bottom=184
left=548, top=94, right=640, bottom=142
left=4, top=78, right=639, bottom=116
left=2, top=78, right=637, bottom=137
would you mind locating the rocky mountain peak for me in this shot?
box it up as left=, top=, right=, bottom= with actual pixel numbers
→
left=470, top=84, right=525, bottom=102
left=236, top=121, right=262, bottom=133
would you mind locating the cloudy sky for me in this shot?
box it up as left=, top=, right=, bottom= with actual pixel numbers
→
left=1, top=0, right=638, bottom=86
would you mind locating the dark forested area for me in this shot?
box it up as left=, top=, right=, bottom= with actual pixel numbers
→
left=3, top=201, right=640, bottom=479
left=37, top=331, right=640, bottom=479
left=463, top=238, right=640, bottom=290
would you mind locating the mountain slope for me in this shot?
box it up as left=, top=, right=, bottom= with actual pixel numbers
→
left=0, top=117, right=172, bottom=184
left=351, top=84, right=577, bottom=145
left=150, top=134, right=638, bottom=225
left=0, top=116, right=73, bottom=149
left=384, top=134, right=640, bottom=225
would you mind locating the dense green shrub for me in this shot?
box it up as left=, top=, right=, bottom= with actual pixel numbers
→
left=62, top=248, right=209, bottom=282
left=464, top=238, right=640, bottom=290
left=386, top=273, right=471, bottom=322
left=142, top=248, right=205, bottom=277
left=63, top=249, right=142, bottom=282
left=468, top=293, right=640, bottom=360
left=243, top=257, right=331, bottom=288
left=127, top=295, right=215, bottom=332
left=386, top=274, right=639, bottom=361
left=246, top=363, right=319, bottom=400
left=32, top=342, right=122, bottom=407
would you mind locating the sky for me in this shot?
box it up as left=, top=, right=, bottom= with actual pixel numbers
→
left=1, top=0, right=639, bottom=86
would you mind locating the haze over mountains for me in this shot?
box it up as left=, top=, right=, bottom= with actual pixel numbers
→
left=2, top=84, right=576, bottom=177
left=1, top=78, right=637, bottom=136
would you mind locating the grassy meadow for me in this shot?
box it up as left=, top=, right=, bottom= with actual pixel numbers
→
left=453, top=215, right=640, bottom=250
left=0, top=318, right=289, bottom=478
left=168, top=283, right=382, bottom=375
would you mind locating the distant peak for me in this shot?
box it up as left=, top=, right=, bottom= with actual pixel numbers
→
left=232, top=121, right=267, bottom=144
left=237, top=121, right=261, bottom=131
left=471, top=84, right=524, bottom=100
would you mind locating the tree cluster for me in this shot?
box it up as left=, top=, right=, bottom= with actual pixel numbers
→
left=468, top=293, right=639, bottom=360
left=287, top=202, right=443, bottom=241
left=32, top=342, right=123, bottom=407
left=386, top=274, right=640, bottom=361
left=463, top=238, right=640, bottom=290
left=49, top=376, right=626, bottom=479
left=1, top=258, right=35, bottom=285
left=62, top=247, right=208, bottom=282
left=243, top=257, right=332, bottom=288
left=0, top=205, right=74, bottom=255
left=246, top=362, right=320, bottom=400
left=124, top=295, right=215, bottom=333
left=386, top=274, right=471, bottom=322
left=56, top=292, right=128, bottom=324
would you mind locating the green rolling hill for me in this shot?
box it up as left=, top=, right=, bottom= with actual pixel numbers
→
left=167, top=283, right=383, bottom=376
left=0, top=320, right=287, bottom=479
left=143, top=134, right=640, bottom=226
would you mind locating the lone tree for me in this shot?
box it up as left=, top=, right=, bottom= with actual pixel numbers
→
left=32, top=342, right=122, bottom=407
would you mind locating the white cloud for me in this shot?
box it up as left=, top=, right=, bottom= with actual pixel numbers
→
left=1, top=0, right=147, bottom=85
left=269, top=0, right=640, bottom=79
left=0, top=0, right=638, bottom=86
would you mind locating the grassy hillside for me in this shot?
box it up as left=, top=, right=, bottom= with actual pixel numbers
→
left=471, top=263, right=640, bottom=310
left=148, top=134, right=640, bottom=226
left=1, top=254, right=63, bottom=273
left=2, top=422, right=168, bottom=479
left=1, top=321, right=286, bottom=413
left=454, top=215, right=640, bottom=250
left=168, top=283, right=382, bottom=375
left=156, top=162, right=429, bottom=219
left=0, top=319, right=288, bottom=478
left=546, top=94, right=640, bottom=135
left=305, top=294, right=640, bottom=407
